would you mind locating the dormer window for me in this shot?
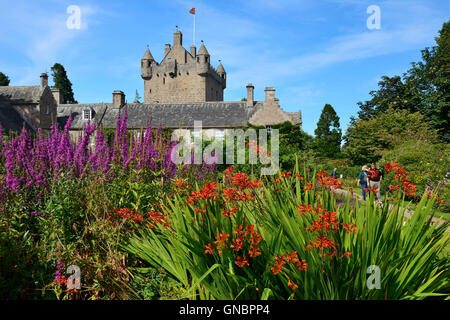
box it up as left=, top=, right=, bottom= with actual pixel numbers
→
left=83, top=106, right=93, bottom=121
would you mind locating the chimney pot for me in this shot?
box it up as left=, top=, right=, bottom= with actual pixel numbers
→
left=40, top=73, right=48, bottom=88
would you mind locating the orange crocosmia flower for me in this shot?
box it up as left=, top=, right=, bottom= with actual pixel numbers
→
left=341, top=251, right=352, bottom=259
left=293, top=173, right=304, bottom=180
left=297, top=204, right=313, bottom=215
left=297, top=259, right=308, bottom=271
left=249, top=245, right=261, bottom=258
left=230, top=237, right=243, bottom=252
left=271, top=256, right=286, bottom=275
left=384, top=162, right=399, bottom=173
left=285, top=251, right=299, bottom=263
left=204, top=244, right=215, bottom=254
left=235, top=256, right=250, bottom=268
left=287, top=279, right=298, bottom=292
left=304, top=182, right=313, bottom=191
left=341, top=222, right=357, bottom=233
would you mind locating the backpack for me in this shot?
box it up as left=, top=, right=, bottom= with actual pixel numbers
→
left=359, top=171, right=367, bottom=184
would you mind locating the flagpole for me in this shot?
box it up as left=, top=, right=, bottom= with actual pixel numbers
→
left=193, top=12, right=196, bottom=46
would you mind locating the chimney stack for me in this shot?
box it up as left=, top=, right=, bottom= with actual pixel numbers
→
left=40, top=73, right=48, bottom=88
left=190, top=45, right=196, bottom=57
left=165, top=44, right=171, bottom=56
left=112, top=90, right=125, bottom=108
left=246, top=84, right=254, bottom=107
left=51, top=88, right=63, bottom=104
left=264, top=87, right=275, bottom=104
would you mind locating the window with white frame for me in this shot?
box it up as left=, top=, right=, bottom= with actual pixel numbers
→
left=83, top=107, right=93, bottom=121
left=83, top=110, right=90, bottom=120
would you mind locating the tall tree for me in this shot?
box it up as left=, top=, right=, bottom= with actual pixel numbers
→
left=0, top=72, right=10, bottom=86
left=355, top=21, right=450, bottom=142
left=314, top=104, right=342, bottom=158
left=50, top=63, right=77, bottom=104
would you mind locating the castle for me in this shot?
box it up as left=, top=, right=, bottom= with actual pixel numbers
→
left=141, top=30, right=226, bottom=103
left=0, top=30, right=301, bottom=139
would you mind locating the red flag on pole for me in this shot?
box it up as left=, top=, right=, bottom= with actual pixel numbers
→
left=189, top=7, right=195, bottom=14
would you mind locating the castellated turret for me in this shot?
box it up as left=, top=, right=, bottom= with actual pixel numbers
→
left=141, top=30, right=226, bottom=103
left=141, top=47, right=154, bottom=80
left=216, top=62, right=226, bottom=89
left=196, top=43, right=210, bottom=75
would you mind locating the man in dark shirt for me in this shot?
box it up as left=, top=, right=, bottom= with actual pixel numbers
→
left=368, top=163, right=383, bottom=203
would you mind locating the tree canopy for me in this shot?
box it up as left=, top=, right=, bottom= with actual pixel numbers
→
left=0, top=72, right=10, bottom=86
left=314, top=104, right=342, bottom=158
left=50, top=63, right=77, bottom=104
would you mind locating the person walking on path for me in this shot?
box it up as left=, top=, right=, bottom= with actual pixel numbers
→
left=368, top=163, right=383, bottom=204
left=332, top=168, right=338, bottom=179
left=357, top=165, right=370, bottom=201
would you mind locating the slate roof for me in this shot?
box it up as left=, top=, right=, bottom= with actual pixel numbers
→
left=57, top=102, right=257, bottom=129
left=0, top=86, right=43, bottom=104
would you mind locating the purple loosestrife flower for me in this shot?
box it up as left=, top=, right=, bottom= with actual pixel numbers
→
left=55, top=259, right=63, bottom=283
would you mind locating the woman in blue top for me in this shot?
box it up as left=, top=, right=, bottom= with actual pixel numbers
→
left=357, top=165, right=370, bottom=201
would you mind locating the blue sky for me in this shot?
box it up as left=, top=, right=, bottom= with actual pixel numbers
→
left=0, top=0, right=448, bottom=135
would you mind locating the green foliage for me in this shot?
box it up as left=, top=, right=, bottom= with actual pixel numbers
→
left=381, top=140, right=450, bottom=210
left=50, top=63, right=77, bottom=104
left=356, top=21, right=450, bottom=142
left=0, top=71, right=10, bottom=86
left=314, top=104, right=342, bottom=158
left=343, top=108, right=438, bottom=165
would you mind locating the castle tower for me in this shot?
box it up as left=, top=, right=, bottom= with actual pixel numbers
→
left=141, top=47, right=154, bottom=80
left=142, top=30, right=226, bottom=103
left=216, top=62, right=226, bottom=89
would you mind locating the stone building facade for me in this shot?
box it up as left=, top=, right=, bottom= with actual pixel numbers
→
left=0, top=73, right=58, bottom=132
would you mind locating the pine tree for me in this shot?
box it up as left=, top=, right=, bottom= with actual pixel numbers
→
left=314, top=104, right=342, bottom=158
left=0, top=72, right=10, bottom=86
left=134, top=89, right=142, bottom=103
left=50, top=63, right=77, bottom=104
